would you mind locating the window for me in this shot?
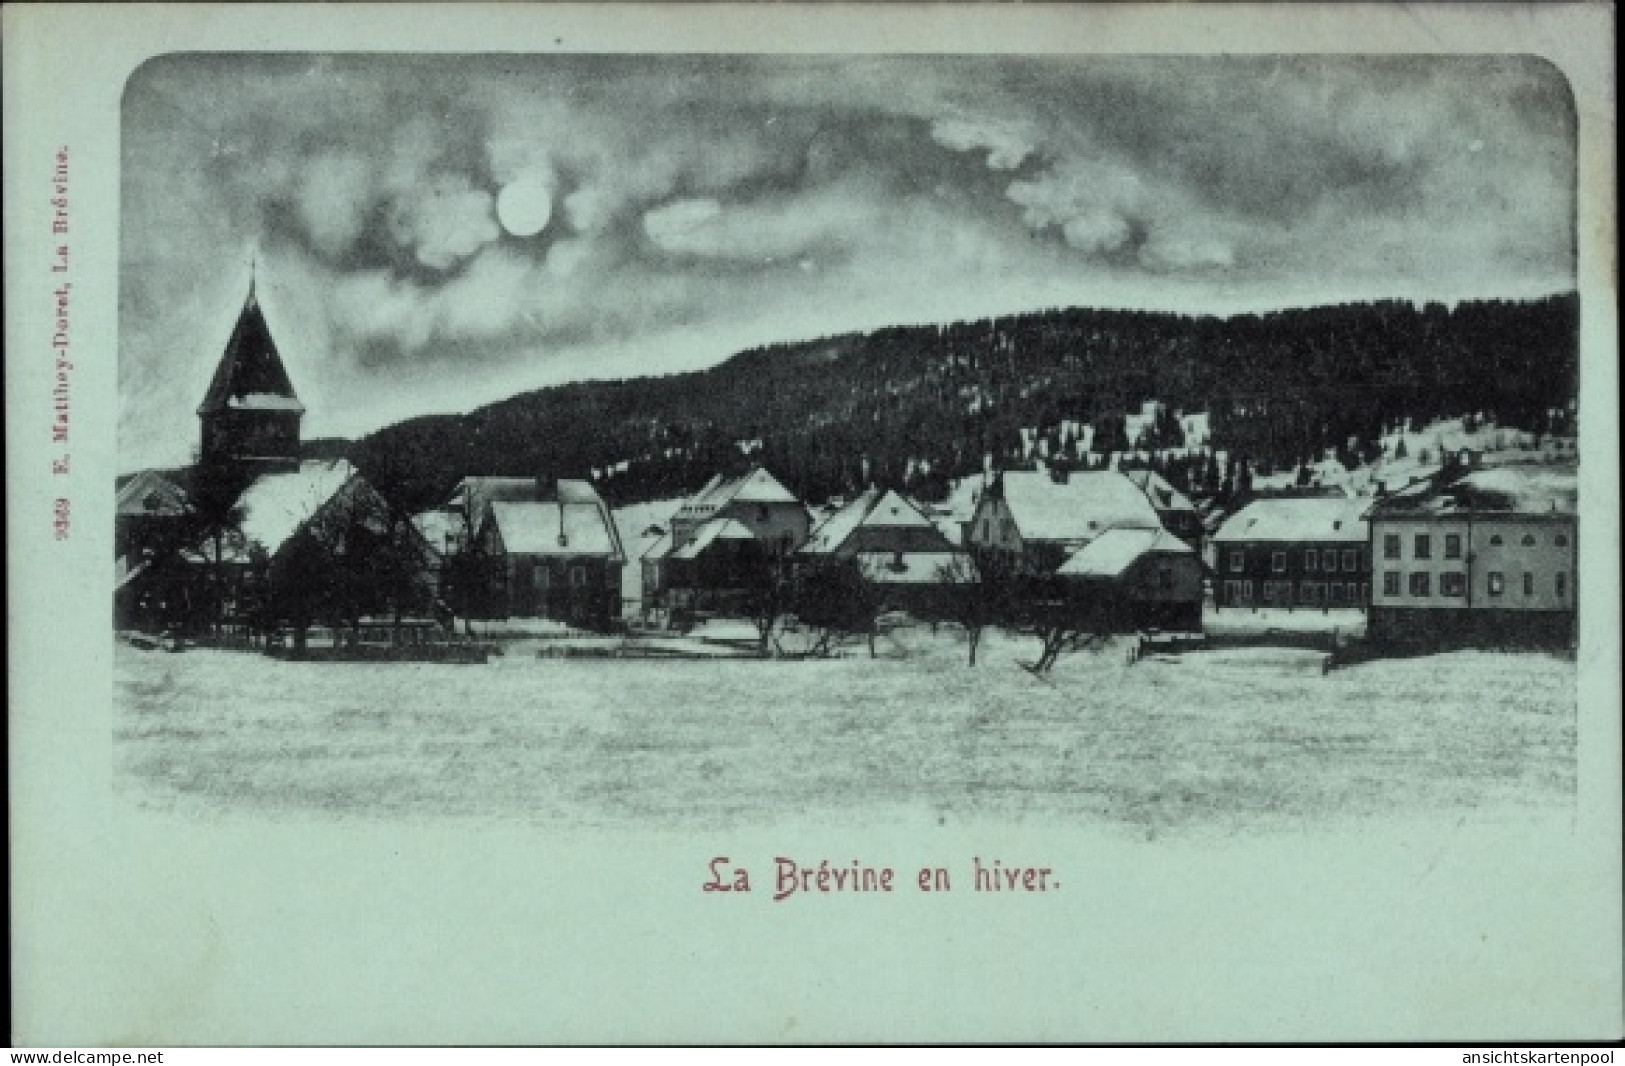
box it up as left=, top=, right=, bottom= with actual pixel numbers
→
left=1329, top=583, right=1344, bottom=605
left=1272, top=551, right=1286, bottom=573
left=1440, top=572, right=1466, bottom=597
left=1224, top=580, right=1244, bottom=604
left=1383, top=534, right=1401, bottom=560
left=1444, top=534, right=1462, bottom=560
left=1229, top=551, right=1244, bottom=573
left=1409, top=572, right=1431, bottom=597
left=1342, top=549, right=1358, bottom=572
left=1414, top=534, right=1432, bottom=559
left=1305, top=550, right=1317, bottom=572
left=1324, top=549, right=1338, bottom=573
left=1521, top=534, right=1536, bottom=547
left=1383, top=572, right=1400, bottom=596
left=1489, top=534, right=1503, bottom=546
left=531, top=566, right=551, bottom=590
left=1556, top=573, right=1567, bottom=598
left=1158, top=567, right=1174, bottom=590
left=571, top=566, right=588, bottom=588
left=1523, top=572, right=1534, bottom=596
left=1555, top=534, right=1569, bottom=548
left=757, top=505, right=770, bottom=522
left=1488, top=572, right=1504, bottom=596
left=1240, top=581, right=1254, bottom=604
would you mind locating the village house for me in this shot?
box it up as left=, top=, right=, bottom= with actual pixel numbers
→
left=963, top=467, right=1170, bottom=574
left=1055, top=527, right=1204, bottom=632
left=1365, top=460, right=1576, bottom=648
left=643, top=466, right=811, bottom=618
left=472, top=479, right=626, bottom=631
left=1211, top=494, right=1372, bottom=609
left=798, top=486, right=973, bottom=614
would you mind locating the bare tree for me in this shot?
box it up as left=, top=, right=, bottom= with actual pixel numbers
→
left=796, top=556, right=879, bottom=658
left=742, top=549, right=795, bottom=657
left=1005, top=573, right=1118, bottom=674
left=930, top=548, right=1008, bottom=666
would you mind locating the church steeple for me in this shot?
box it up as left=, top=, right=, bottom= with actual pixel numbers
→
left=198, top=272, right=304, bottom=471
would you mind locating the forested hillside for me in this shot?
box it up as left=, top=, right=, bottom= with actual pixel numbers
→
left=342, top=294, right=1579, bottom=514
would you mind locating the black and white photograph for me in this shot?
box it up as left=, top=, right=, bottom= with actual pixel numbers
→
left=113, top=50, right=1582, bottom=828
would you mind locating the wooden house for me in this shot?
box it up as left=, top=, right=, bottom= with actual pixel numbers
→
left=964, top=467, right=1166, bottom=574
left=1055, top=527, right=1204, bottom=632
left=474, top=479, right=626, bottom=630
left=1210, top=495, right=1372, bottom=609
left=798, top=486, right=973, bottom=614
left=1365, top=462, right=1576, bottom=648
left=644, top=467, right=811, bottom=617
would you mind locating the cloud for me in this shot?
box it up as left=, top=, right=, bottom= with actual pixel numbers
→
left=930, top=115, right=1037, bottom=170
left=641, top=198, right=723, bottom=249
left=116, top=53, right=1578, bottom=468
left=386, top=173, right=501, bottom=271
left=296, top=152, right=373, bottom=258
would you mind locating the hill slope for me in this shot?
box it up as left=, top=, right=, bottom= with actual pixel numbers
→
left=347, top=295, right=1579, bottom=514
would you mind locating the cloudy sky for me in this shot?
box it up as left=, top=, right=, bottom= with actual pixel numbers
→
left=119, top=53, right=1575, bottom=470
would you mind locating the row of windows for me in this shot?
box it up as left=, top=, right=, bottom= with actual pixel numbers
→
left=1228, top=549, right=1363, bottom=573
left=530, top=566, right=592, bottom=589
left=1379, top=571, right=1567, bottom=599
left=1381, top=531, right=1570, bottom=560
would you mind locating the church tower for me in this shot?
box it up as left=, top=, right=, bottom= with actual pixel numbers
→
left=197, top=272, right=304, bottom=472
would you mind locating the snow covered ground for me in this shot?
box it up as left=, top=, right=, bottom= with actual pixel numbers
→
left=114, top=629, right=1573, bottom=832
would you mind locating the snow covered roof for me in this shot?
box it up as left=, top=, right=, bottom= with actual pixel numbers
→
left=1212, top=496, right=1370, bottom=544
left=181, top=459, right=360, bottom=563
left=855, top=551, right=974, bottom=584
left=671, top=517, right=757, bottom=560
left=1368, top=463, right=1577, bottom=519
left=1057, top=527, right=1193, bottom=578
left=115, top=469, right=189, bottom=517
left=997, top=470, right=1162, bottom=543
left=641, top=531, right=675, bottom=561
left=197, top=286, right=303, bottom=416
left=235, top=459, right=360, bottom=554
left=675, top=467, right=800, bottom=521
left=487, top=500, right=622, bottom=559
left=802, top=487, right=941, bottom=554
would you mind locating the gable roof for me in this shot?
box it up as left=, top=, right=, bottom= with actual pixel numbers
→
left=115, top=469, right=189, bottom=518
left=675, top=467, right=800, bottom=522
left=197, top=284, right=304, bottom=416
left=183, top=459, right=360, bottom=562
left=1212, top=496, right=1370, bottom=544
left=1367, top=463, right=1577, bottom=519
left=995, top=470, right=1162, bottom=544
left=802, top=487, right=943, bottom=554
left=1057, top=527, right=1193, bottom=579
left=487, top=500, right=622, bottom=559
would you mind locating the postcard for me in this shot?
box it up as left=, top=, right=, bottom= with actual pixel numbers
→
left=6, top=2, right=1620, bottom=1045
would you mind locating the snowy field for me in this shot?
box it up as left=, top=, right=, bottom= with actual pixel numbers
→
left=114, top=625, right=1575, bottom=834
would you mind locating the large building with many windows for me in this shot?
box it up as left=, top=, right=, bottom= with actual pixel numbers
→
left=1210, top=495, right=1372, bottom=610
left=1365, top=461, right=1577, bottom=648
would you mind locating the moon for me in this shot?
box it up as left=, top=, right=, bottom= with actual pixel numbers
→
left=496, top=175, right=554, bottom=238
